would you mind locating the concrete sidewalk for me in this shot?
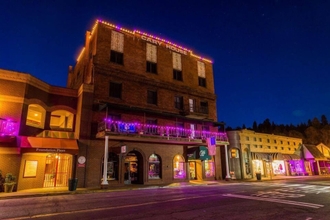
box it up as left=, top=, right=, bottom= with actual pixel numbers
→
left=0, top=175, right=325, bottom=200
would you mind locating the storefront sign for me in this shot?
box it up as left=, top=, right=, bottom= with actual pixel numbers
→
left=141, top=35, right=188, bottom=55
left=35, top=148, right=66, bottom=153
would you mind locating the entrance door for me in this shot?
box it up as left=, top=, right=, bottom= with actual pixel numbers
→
left=124, top=151, right=142, bottom=184
left=43, top=154, right=72, bottom=187
left=189, top=161, right=196, bottom=180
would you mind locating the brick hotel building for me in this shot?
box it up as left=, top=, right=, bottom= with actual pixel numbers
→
left=0, top=20, right=229, bottom=191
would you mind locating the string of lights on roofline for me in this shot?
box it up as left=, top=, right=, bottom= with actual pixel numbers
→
left=77, top=19, right=213, bottom=63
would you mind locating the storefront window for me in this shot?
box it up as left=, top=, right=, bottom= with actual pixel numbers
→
left=148, top=154, right=161, bottom=179
left=252, top=160, right=264, bottom=175
left=102, top=152, right=119, bottom=180
left=173, top=155, right=186, bottom=179
left=272, top=160, right=285, bottom=175
left=204, top=160, right=215, bottom=177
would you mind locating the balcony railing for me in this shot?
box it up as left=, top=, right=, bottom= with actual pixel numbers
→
left=98, top=120, right=228, bottom=142
left=0, top=118, right=16, bottom=136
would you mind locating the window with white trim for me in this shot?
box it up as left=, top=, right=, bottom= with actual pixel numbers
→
left=197, top=61, right=206, bottom=87
left=110, top=31, right=124, bottom=64
left=172, top=52, right=182, bottom=81
left=26, top=104, right=46, bottom=129
left=146, top=43, right=157, bottom=74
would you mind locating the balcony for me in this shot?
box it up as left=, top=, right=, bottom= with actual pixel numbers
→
left=97, top=119, right=229, bottom=145
left=181, top=105, right=209, bottom=119
left=36, top=130, right=75, bottom=139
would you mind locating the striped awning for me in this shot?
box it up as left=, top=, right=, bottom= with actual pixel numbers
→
left=282, top=154, right=301, bottom=160
left=251, top=152, right=283, bottom=161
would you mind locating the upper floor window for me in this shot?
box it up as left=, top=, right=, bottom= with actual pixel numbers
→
left=200, top=101, right=208, bottom=114
left=174, top=96, right=183, bottom=110
left=109, top=82, right=122, bottom=99
left=146, top=43, right=157, bottom=74
left=172, top=52, right=182, bottom=81
left=197, top=61, right=206, bottom=87
left=110, top=31, right=124, bottom=65
left=246, top=137, right=250, bottom=141
left=26, top=104, right=46, bottom=129
left=50, top=110, right=74, bottom=131
left=147, top=90, right=157, bottom=105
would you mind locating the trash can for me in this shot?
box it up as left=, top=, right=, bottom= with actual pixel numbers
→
left=256, top=173, right=261, bottom=181
left=68, top=178, right=78, bottom=191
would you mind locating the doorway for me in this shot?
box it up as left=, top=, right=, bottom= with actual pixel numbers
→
left=124, top=151, right=143, bottom=184
left=43, top=153, right=72, bottom=187
left=189, top=161, right=196, bottom=180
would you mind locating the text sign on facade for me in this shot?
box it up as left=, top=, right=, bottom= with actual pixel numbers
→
left=121, top=145, right=126, bottom=153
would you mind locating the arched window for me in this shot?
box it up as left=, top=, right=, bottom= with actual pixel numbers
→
left=148, top=154, right=161, bottom=179
left=173, top=155, right=186, bottom=179
left=50, top=110, right=74, bottom=130
left=26, top=104, right=46, bottom=128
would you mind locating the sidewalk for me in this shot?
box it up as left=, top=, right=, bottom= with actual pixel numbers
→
left=0, top=175, right=325, bottom=200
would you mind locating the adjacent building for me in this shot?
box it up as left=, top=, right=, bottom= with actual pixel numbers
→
left=227, top=129, right=304, bottom=179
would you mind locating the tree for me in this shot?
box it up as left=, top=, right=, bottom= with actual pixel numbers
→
left=321, top=115, right=328, bottom=126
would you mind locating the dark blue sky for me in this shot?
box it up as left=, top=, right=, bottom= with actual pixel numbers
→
left=1, top=1, right=330, bottom=128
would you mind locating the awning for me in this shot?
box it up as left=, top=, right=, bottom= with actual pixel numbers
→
left=282, top=154, right=301, bottom=160
left=251, top=152, right=283, bottom=161
left=20, top=137, right=79, bottom=154
left=187, top=146, right=212, bottom=160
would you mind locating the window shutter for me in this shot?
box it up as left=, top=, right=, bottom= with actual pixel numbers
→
left=197, top=61, right=205, bottom=78
left=146, top=43, right=157, bottom=62
left=172, top=52, right=182, bottom=70
left=111, top=31, right=124, bottom=52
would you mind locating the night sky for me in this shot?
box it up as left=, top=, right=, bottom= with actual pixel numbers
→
left=1, top=1, right=330, bottom=129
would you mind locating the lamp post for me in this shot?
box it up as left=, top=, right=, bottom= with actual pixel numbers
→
left=224, top=144, right=231, bottom=180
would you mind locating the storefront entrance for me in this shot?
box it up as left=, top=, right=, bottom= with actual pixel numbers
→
left=189, top=161, right=196, bottom=180
left=43, top=153, right=72, bottom=187
left=124, top=151, right=142, bottom=184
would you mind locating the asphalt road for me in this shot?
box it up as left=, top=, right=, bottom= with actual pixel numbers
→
left=1, top=178, right=330, bottom=220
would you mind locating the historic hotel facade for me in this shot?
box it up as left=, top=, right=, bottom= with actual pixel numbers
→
left=0, top=20, right=228, bottom=191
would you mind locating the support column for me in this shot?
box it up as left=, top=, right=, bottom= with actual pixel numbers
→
left=101, top=136, right=109, bottom=188
left=224, top=144, right=231, bottom=180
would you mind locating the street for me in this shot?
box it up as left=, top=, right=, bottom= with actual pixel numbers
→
left=1, top=177, right=330, bottom=220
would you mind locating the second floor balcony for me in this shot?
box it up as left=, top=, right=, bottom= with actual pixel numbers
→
left=97, top=119, right=229, bottom=145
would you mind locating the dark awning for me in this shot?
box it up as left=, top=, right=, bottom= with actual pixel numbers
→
left=187, top=146, right=211, bottom=160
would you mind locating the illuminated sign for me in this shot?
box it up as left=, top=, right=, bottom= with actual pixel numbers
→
left=141, top=35, right=188, bottom=55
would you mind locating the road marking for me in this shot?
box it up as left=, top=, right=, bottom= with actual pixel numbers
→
left=223, top=193, right=324, bottom=209
left=10, top=194, right=220, bottom=219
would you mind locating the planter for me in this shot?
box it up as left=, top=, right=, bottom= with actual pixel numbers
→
left=4, top=183, right=15, bottom=193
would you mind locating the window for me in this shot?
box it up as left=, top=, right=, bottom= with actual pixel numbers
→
left=26, top=104, right=46, bottom=129
left=281, top=147, right=284, bottom=150
left=50, top=110, right=74, bottom=130
left=198, top=77, right=206, bottom=87
left=102, top=152, right=119, bottom=181
left=259, top=138, right=262, bottom=142
left=197, top=61, right=206, bottom=87
left=274, top=140, right=277, bottom=144
left=259, top=145, right=263, bottom=148
left=147, top=90, right=157, bottom=105
left=189, top=99, right=195, bottom=112
left=254, top=145, right=258, bottom=148
left=200, top=101, right=208, bottom=114
left=146, top=118, right=157, bottom=134
left=109, top=82, right=122, bottom=98
left=254, top=137, right=257, bottom=141
left=174, top=96, right=183, bottom=110
left=246, top=137, right=250, bottom=141
left=110, top=31, right=124, bottom=65
left=173, top=155, right=186, bottom=179
left=110, top=50, right=123, bottom=64
left=202, top=125, right=209, bottom=131
left=288, top=147, right=291, bottom=150
left=267, top=139, right=270, bottom=143
left=288, top=141, right=290, bottom=145
left=275, top=146, right=278, bottom=149
left=173, top=52, right=182, bottom=81
left=204, top=160, right=215, bottom=177
left=148, top=154, right=161, bottom=179
left=146, top=43, right=157, bottom=74
left=173, top=69, right=183, bottom=81
left=267, top=146, right=271, bottom=149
